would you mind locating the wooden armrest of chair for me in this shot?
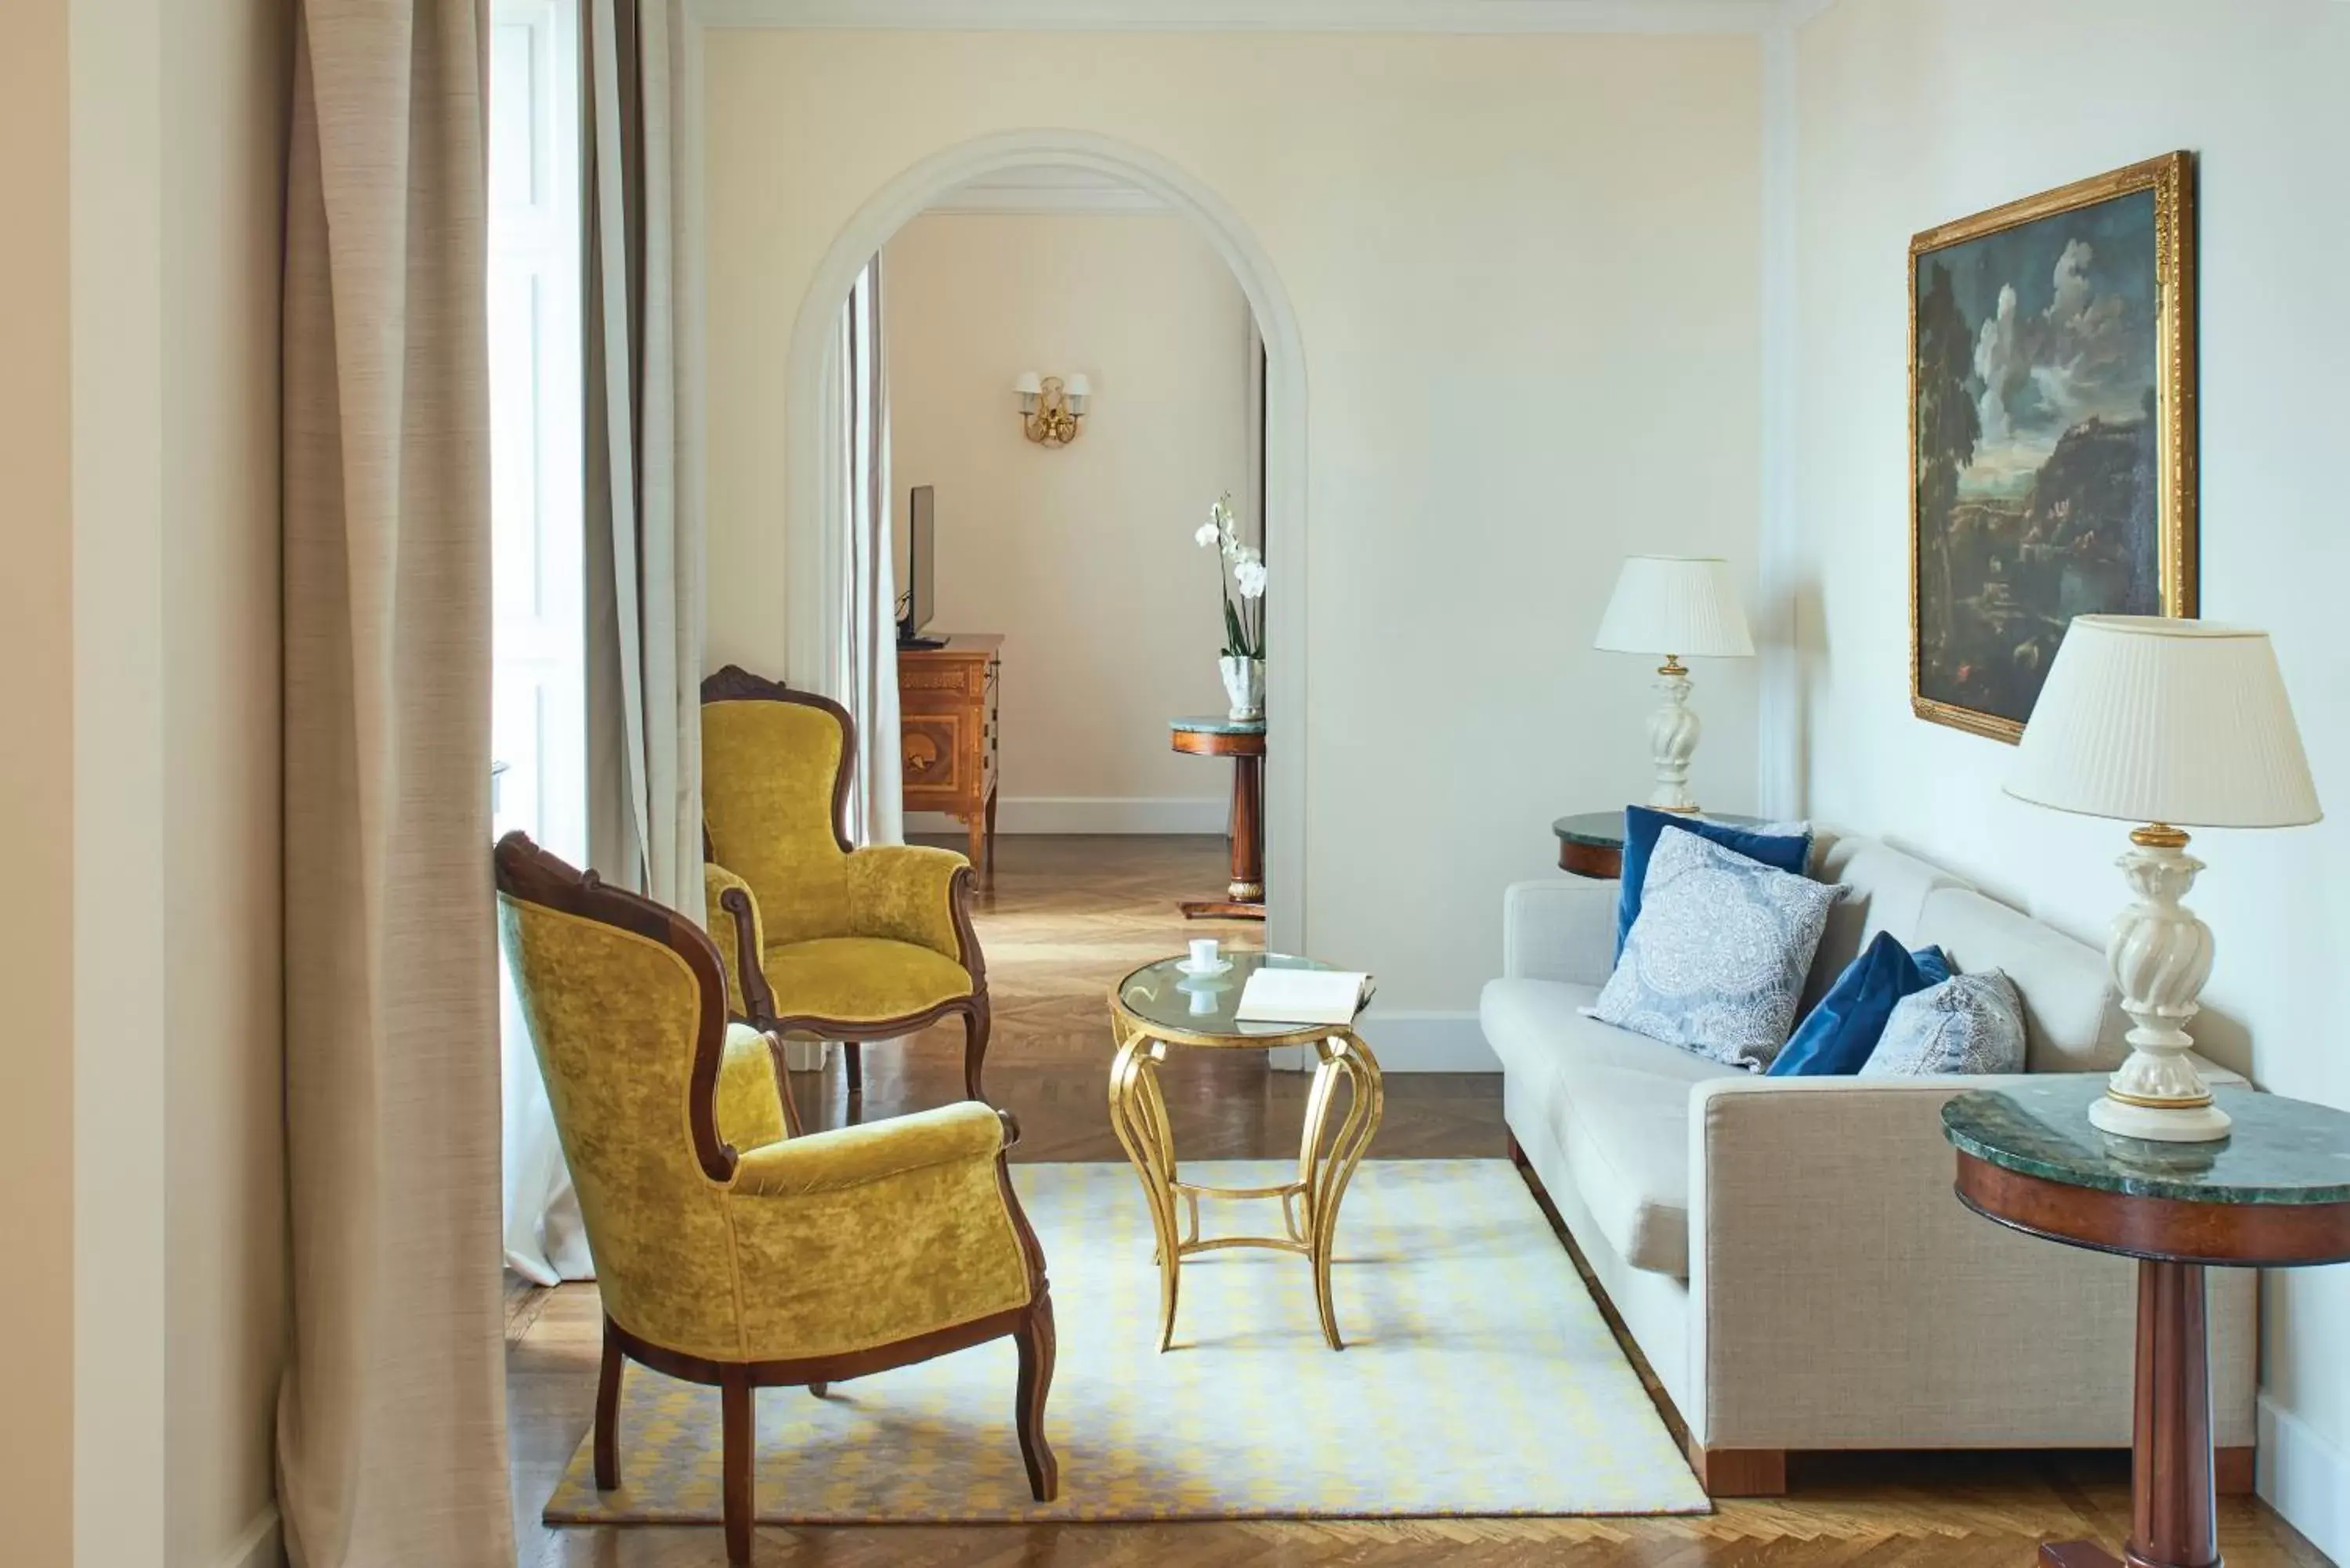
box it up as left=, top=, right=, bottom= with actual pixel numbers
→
left=703, top=861, right=776, bottom=1021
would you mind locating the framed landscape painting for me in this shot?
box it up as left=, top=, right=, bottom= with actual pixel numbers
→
left=1910, top=152, right=2198, bottom=742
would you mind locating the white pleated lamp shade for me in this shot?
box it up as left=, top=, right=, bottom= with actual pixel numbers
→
left=2006, top=616, right=2322, bottom=829
left=1593, top=556, right=1755, bottom=659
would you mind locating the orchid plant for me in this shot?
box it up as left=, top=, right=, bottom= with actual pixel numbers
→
left=1193, top=493, right=1266, bottom=660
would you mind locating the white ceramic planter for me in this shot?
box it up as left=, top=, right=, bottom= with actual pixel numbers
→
left=1219, top=656, right=1265, bottom=721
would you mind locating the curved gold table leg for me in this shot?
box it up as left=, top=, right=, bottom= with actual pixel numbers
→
left=1300, top=1031, right=1384, bottom=1349
left=1108, top=1024, right=1182, bottom=1351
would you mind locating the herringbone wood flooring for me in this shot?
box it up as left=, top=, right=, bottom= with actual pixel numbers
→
left=506, top=835, right=2334, bottom=1568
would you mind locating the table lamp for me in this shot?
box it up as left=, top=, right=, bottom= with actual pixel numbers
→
left=2005, top=616, right=2321, bottom=1142
left=1593, top=555, right=1755, bottom=814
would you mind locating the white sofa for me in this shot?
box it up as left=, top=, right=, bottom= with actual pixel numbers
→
left=1479, top=827, right=2256, bottom=1495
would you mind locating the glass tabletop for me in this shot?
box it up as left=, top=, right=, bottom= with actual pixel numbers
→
left=1943, top=1078, right=2350, bottom=1205
left=1115, top=952, right=1358, bottom=1042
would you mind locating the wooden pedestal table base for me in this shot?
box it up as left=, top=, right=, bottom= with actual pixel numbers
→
left=1942, top=1079, right=2350, bottom=1568
left=1107, top=956, right=1383, bottom=1351
left=1171, top=714, right=1266, bottom=920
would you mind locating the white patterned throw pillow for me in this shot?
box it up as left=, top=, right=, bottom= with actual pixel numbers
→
left=1860, top=970, right=2026, bottom=1077
left=1593, top=826, right=1848, bottom=1071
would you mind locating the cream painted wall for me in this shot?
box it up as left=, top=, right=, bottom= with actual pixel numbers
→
left=886, top=212, right=1250, bottom=824
left=0, top=4, right=289, bottom=1565
left=69, top=0, right=172, bottom=1556
left=1791, top=0, right=2350, bottom=1549
left=0, top=2, right=79, bottom=1562
left=705, top=29, right=1763, bottom=1009
left=158, top=2, right=291, bottom=1564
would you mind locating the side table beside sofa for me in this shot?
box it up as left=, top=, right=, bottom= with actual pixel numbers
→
left=1480, top=827, right=2257, bottom=1496
left=1946, top=1080, right=2350, bottom=1568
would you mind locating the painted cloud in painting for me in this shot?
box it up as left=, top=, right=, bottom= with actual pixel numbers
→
left=1954, top=208, right=2155, bottom=497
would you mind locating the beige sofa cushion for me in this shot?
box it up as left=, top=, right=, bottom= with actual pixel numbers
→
left=1480, top=977, right=1738, bottom=1277
left=1802, top=831, right=1972, bottom=1011
left=1914, top=886, right=2125, bottom=1073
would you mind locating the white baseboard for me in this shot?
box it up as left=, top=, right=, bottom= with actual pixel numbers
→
left=907, top=796, right=1225, bottom=836
left=217, top=1507, right=282, bottom=1568
left=2259, top=1391, right=2348, bottom=1566
left=1364, top=1010, right=1497, bottom=1071
left=1269, top=1010, right=1495, bottom=1074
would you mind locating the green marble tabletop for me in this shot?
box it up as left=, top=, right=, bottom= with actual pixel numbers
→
left=1170, top=714, right=1266, bottom=736
left=1115, top=952, right=1362, bottom=1040
left=1551, top=809, right=1762, bottom=848
left=1943, top=1078, right=2350, bottom=1206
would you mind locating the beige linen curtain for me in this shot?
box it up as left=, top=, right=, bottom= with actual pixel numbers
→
left=277, top=2, right=514, bottom=1566
left=584, top=0, right=703, bottom=913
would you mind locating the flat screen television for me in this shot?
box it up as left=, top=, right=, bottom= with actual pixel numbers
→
left=898, top=484, right=943, bottom=648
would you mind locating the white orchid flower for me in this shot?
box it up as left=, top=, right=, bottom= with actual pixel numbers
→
left=1194, top=521, right=1221, bottom=548
left=1209, top=496, right=1241, bottom=555
left=1235, top=559, right=1268, bottom=599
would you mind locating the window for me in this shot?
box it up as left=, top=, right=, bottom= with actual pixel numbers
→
left=489, top=0, right=585, bottom=860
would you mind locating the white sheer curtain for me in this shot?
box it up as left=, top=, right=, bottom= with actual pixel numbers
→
left=584, top=0, right=701, bottom=911
left=822, top=255, right=902, bottom=847
left=846, top=257, right=903, bottom=846
left=503, top=0, right=703, bottom=1284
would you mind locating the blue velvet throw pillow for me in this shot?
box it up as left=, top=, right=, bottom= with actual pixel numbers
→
left=1614, top=806, right=1811, bottom=957
left=1767, top=932, right=1949, bottom=1077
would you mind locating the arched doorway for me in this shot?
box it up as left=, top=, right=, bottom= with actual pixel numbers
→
left=779, top=129, right=1309, bottom=954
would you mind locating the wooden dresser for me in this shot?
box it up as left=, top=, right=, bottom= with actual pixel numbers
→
left=897, top=634, right=1000, bottom=878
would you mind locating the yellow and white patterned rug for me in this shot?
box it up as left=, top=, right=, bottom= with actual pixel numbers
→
left=545, top=1158, right=1709, bottom=1524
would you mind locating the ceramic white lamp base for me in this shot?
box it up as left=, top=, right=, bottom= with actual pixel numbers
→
left=1644, top=661, right=1701, bottom=814
left=2090, top=829, right=2231, bottom=1143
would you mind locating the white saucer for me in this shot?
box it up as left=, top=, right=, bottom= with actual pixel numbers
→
left=1175, top=957, right=1234, bottom=977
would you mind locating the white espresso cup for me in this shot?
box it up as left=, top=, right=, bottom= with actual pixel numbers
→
left=1188, top=938, right=1220, bottom=970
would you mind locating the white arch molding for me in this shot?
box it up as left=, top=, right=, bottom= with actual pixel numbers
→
left=779, top=128, right=1311, bottom=956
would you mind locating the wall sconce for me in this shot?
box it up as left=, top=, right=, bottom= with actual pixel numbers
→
left=1014, top=370, right=1089, bottom=447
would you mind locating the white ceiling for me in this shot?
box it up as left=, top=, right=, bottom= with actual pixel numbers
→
left=696, top=0, right=1807, bottom=36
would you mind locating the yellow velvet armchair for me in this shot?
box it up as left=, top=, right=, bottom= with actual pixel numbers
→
left=700, top=664, right=991, bottom=1102
left=494, top=833, right=1058, bottom=1564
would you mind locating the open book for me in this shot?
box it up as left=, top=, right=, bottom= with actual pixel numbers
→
left=1234, top=967, right=1373, bottom=1027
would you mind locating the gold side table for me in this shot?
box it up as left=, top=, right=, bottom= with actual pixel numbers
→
left=1108, top=952, right=1383, bottom=1351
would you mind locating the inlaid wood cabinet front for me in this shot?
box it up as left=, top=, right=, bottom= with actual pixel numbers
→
left=898, top=634, right=1000, bottom=879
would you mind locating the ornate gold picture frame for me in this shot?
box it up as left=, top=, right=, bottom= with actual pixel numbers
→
left=1910, top=152, right=2198, bottom=743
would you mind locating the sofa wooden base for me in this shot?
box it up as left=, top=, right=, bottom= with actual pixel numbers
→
left=1503, top=1130, right=2254, bottom=1503
left=1687, top=1443, right=1785, bottom=1496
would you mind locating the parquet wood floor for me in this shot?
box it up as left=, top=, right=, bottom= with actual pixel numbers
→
left=506, top=834, right=2334, bottom=1568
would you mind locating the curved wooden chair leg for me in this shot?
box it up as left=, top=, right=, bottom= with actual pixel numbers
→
left=593, top=1327, right=623, bottom=1490
left=721, top=1371, right=755, bottom=1564
left=1014, top=1292, right=1059, bottom=1501
left=964, top=1004, right=992, bottom=1104
left=843, top=1040, right=863, bottom=1097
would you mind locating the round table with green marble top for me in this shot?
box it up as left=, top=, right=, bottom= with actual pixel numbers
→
left=1943, top=1078, right=2350, bottom=1568
left=1551, top=809, right=1764, bottom=879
